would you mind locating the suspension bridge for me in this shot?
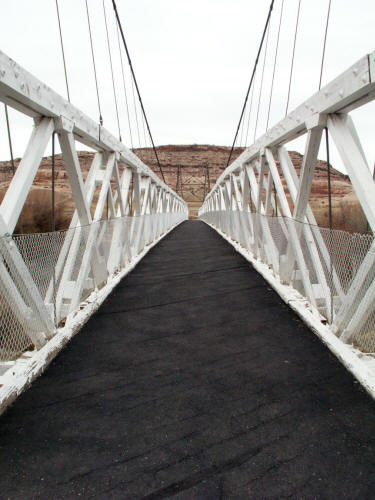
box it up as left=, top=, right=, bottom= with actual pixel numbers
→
left=0, top=0, right=375, bottom=497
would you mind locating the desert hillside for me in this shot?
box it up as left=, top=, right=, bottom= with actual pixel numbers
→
left=0, top=145, right=368, bottom=234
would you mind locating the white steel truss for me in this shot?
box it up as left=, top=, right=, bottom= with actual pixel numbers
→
left=0, top=50, right=188, bottom=361
left=199, top=51, right=375, bottom=353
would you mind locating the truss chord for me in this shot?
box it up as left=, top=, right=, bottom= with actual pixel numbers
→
left=285, top=0, right=301, bottom=116
left=55, top=0, right=71, bottom=102
left=226, top=0, right=275, bottom=168
left=319, top=0, right=332, bottom=90
left=85, top=0, right=103, bottom=126
left=111, top=0, right=166, bottom=182
left=103, top=0, right=122, bottom=141
left=266, top=0, right=284, bottom=130
left=116, top=22, right=133, bottom=148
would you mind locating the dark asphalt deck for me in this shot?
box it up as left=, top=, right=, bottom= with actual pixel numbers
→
left=1, top=220, right=375, bottom=499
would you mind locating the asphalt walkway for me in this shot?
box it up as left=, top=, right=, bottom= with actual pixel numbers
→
left=1, top=220, right=374, bottom=499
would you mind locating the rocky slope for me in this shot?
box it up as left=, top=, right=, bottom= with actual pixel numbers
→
left=0, top=145, right=368, bottom=234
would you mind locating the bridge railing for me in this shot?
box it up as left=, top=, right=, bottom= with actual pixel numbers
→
left=199, top=51, right=375, bottom=353
left=0, top=50, right=188, bottom=361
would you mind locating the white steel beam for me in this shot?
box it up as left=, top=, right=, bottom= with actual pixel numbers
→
left=0, top=50, right=185, bottom=205
left=282, top=122, right=324, bottom=283
left=0, top=117, right=54, bottom=234
left=265, top=148, right=317, bottom=308
left=209, top=51, right=375, bottom=194
left=328, top=113, right=375, bottom=231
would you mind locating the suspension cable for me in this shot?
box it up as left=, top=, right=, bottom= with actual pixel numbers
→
left=325, top=126, right=334, bottom=322
left=266, top=0, right=284, bottom=130
left=274, top=183, right=278, bottom=216
left=319, top=0, right=333, bottom=226
left=368, top=165, right=375, bottom=233
left=226, top=0, right=274, bottom=168
left=111, top=0, right=165, bottom=182
left=325, top=129, right=332, bottom=231
left=116, top=23, right=134, bottom=148
left=320, top=1, right=333, bottom=319
left=4, top=104, right=15, bottom=175
left=51, top=132, right=57, bottom=328
left=253, top=23, right=271, bottom=142
left=4, top=104, right=23, bottom=233
left=244, top=75, right=256, bottom=147
left=103, top=0, right=122, bottom=142
left=131, top=75, right=141, bottom=148
left=55, top=0, right=71, bottom=102
left=85, top=0, right=103, bottom=126
left=239, top=103, right=246, bottom=148
left=51, top=133, right=56, bottom=234
left=318, top=0, right=332, bottom=90
left=285, top=0, right=301, bottom=116
left=141, top=109, right=148, bottom=148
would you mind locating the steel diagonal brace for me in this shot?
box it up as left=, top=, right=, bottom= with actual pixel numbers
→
left=254, top=155, right=267, bottom=260
left=68, top=153, right=116, bottom=314
left=328, top=114, right=375, bottom=232
left=0, top=117, right=54, bottom=233
left=326, top=113, right=375, bottom=336
left=238, top=171, right=252, bottom=248
left=276, top=146, right=333, bottom=318
left=107, top=163, right=131, bottom=274
left=281, top=116, right=325, bottom=283
left=240, top=173, right=255, bottom=249
left=138, top=177, right=152, bottom=248
left=55, top=118, right=107, bottom=288
left=52, top=153, right=103, bottom=320
left=340, top=278, right=375, bottom=343
left=230, top=174, right=245, bottom=245
left=129, top=172, right=141, bottom=257
left=277, top=146, right=345, bottom=304
left=245, top=162, right=279, bottom=272
left=335, top=241, right=375, bottom=341
left=265, top=148, right=317, bottom=309
left=0, top=216, right=54, bottom=346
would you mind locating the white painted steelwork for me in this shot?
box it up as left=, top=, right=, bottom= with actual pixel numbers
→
left=0, top=50, right=188, bottom=364
left=199, top=52, right=375, bottom=355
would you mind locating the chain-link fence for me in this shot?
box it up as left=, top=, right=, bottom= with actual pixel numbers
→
left=201, top=210, right=375, bottom=353
left=0, top=211, right=185, bottom=361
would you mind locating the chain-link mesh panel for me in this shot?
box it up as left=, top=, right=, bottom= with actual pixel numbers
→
left=200, top=210, right=375, bottom=353
left=0, top=236, right=48, bottom=360
left=13, top=230, right=68, bottom=301
left=0, top=211, right=185, bottom=361
left=0, top=281, right=33, bottom=361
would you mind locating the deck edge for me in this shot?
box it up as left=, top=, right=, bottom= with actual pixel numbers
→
left=0, top=219, right=186, bottom=417
left=202, top=220, right=375, bottom=401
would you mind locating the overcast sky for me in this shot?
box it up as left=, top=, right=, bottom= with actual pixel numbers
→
left=0, top=0, right=374, bottom=174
